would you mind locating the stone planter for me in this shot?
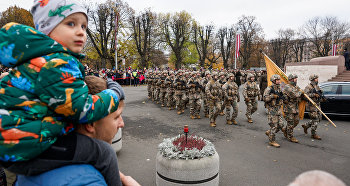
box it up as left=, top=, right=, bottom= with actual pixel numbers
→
left=156, top=152, right=219, bottom=186
left=111, top=129, right=122, bottom=153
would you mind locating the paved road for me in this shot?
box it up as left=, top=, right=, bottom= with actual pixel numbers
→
left=117, top=86, right=350, bottom=186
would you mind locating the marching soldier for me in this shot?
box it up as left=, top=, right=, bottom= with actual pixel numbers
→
left=282, top=74, right=303, bottom=143
left=242, top=73, right=260, bottom=123
left=187, top=72, right=202, bottom=119
left=218, top=72, right=227, bottom=116
left=302, top=74, right=324, bottom=140
left=153, top=71, right=160, bottom=103
left=183, top=72, right=190, bottom=109
left=158, top=71, right=168, bottom=107
left=263, top=74, right=285, bottom=148
left=174, top=70, right=186, bottom=115
left=259, top=70, right=268, bottom=101
left=165, top=71, right=176, bottom=110
left=146, top=70, right=153, bottom=99
left=205, top=72, right=222, bottom=127
left=201, top=71, right=211, bottom=118
left=222, top=73, right=240, bottom=125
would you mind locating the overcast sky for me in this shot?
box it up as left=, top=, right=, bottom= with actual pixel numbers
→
left=1, top=0, right=348, bottom=39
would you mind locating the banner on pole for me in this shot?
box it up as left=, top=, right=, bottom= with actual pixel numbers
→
left=332, top=44, right=337, bottom=56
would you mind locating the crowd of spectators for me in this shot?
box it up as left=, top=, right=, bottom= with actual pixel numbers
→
left=84, top=65, right=146, bottom=86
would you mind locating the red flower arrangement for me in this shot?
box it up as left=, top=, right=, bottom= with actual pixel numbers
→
left=172, top=134, right=206, bottom=151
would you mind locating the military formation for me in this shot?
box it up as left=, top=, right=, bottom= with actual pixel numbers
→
left=263, top=73, right=325, bottom=148
left=146, top=70, right=325, bottom=148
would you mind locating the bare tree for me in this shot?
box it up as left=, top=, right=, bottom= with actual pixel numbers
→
left=206, top=39, right=221, bottom=68
left=236, top=15, right=264, bottom=69
left=86, top=0, right=133, bottom=69
left=192, top=22, right=214, bottom=67
left=291, top=30, right=306, bottom=62
left=217, top=26, right=235, bottom=69
left=278, top=28, right=294, bottom=67
left=129, top=9, right=156, bottom=68
left=301, top=16, right=350, bottom=57
left=269, top=38, right=282, bottom=66
left=159, top=11, right=192, bottom=69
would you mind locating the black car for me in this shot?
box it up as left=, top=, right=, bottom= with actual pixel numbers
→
left=316, top=82, right=350, bottom=116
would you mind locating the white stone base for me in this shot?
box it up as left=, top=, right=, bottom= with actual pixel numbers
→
left=111, top=129, right=122, bottom=153
left=156, top=152, right=219, bottom=186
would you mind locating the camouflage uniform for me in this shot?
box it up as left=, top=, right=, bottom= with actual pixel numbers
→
left=174, top=71, right=186, bottom=114
left=218, top=72, right=227, bottom=116
left=165, top=72, right=176, bottom=110
left=222, top=73, right=240, bottom=125
left=183, top=72, right=190, bottom=109
left=302, top=74, right=323, bottom=140
left=205, top=72, right=222, bottom=127
left=146, top=71, right=153, bottom=98
left=153, top=72, right=160, bottom=102
left=187, top=72, right=202, bottom=119
left=282, top=74, right=303, bottom=143
left=201, top=71, right=211, bottom=118
left=263, top=75, right=285, bottom=147
left=158, top=71, right=168, bottom=107
left=150, top=73, right=156, bottom=101
left=242, top=73, right=260, bottom=123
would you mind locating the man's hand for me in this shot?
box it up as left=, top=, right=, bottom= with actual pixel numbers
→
left=245, top=97, right=250, bottom=102
left=273, top=94, right=279, bottom=99
left=120, top=172, right=141, bottom=186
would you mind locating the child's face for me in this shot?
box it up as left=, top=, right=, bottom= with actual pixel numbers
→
left=48, top=13, right=87, bottom=53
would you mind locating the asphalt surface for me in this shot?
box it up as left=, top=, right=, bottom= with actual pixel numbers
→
left=117, top=85, right=350, bottom=186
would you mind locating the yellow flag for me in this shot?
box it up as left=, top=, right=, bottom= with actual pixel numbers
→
left=264, top=55, right=288, bottom=87
left=263, top=53, right=306, bottom=120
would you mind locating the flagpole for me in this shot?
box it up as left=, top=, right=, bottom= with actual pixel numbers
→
left=262, top=51, right=336, bottom=128
left=331, top=35, right=334, bottom=56
left=114, top=6, right=120, bottom=70
left=234, top=33, right=240, bottom=69
left=234, top=34, right=237, bottom=69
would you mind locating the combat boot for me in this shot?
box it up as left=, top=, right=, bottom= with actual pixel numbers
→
left=269, top=141, right=280, bottom=148
left=312, top=134, right=322, bottom=140
left=196, top=115, right=201, bottom=119
left=226, top=120, right=232, bottom=125
left=161, top=104, right=165, bottom=107
left=210, top=122, right=216, bottom=127
left=302, top=124, right=308, bottom=134
left=265, top=130, right=270, bottom=136
left=282, top=128, right=287, bottom=138
left=289, top=137, right=299, bottom=143
left=231, top=119, right=238, bottom=125
left=247, top=119, right=253, bottom=123
left=205, top=114, right=209, bottom=118
left=177, top=111, right=182, bottom=115
left=190, top=115, right=195, bottom=119
left=219, top=112, right=225, bottom=116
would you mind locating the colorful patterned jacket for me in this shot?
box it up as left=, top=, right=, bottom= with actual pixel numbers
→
left=0, top=23, right=119, bottom=162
